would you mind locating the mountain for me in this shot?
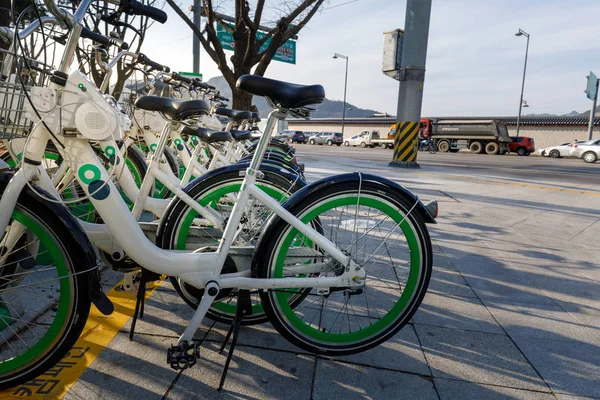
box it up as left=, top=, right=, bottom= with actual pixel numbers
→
left=580, top=104, right=600, bottom=117
left=206, top=76, right=383, bottom=118
left=518, top=105, right=599, bottom=118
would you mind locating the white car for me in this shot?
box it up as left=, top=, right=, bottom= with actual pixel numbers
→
left=344, top=135, right=362, bottom=147
left=344, top=131, right=373, bottom=147
left=538, top=141, right=584, bottom=158
left=568, top=139, right=600, bottom=163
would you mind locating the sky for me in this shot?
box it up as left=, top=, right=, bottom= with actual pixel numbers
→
left=141, top=0, right=600, bottom=117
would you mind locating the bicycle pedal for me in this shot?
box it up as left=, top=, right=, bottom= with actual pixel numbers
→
left=167, top=340, right=201, bottom=371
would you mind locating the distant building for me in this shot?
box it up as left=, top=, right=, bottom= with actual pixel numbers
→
left=287, top=116, right=600, bottom=149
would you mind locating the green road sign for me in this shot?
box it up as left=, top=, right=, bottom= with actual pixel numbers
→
left=179, top=71, right=203, bottom=81
left=216, top=23, right=296, bottom=65
left=586, top=71, right=598, bottom=101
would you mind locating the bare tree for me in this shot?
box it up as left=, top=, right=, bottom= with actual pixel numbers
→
left=166, top=0, right=325, bottom=110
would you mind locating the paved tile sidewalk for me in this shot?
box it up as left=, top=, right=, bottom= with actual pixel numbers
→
left=64, top=157, right=600, bottom=400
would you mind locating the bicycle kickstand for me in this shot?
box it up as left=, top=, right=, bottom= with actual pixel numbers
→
left=129, top=268, right=160, bottom=341
left=217, top=289, right=252, bottom=391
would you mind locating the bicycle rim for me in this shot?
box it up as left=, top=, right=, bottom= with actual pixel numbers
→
left=0, top=209, right=77, bottom=379
left=166, top=170, right=304, bottom=323
left=260, top=188, right=431, bottom=354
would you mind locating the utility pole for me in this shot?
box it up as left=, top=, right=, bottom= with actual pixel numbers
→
left=587, top=80, right=598, bottom=140
left=192, top=0, right=201, bottom=74
left=389, top=0, right=432, bottom=168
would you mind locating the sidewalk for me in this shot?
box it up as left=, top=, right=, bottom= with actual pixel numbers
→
left=56, top=156, right=600, bottom=399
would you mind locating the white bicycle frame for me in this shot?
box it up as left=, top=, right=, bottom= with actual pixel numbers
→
left=3, top=120, right=225, bottom=256
left=0, top=0, right=365, bottom=344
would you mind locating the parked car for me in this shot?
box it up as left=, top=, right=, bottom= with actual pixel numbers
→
left=508, top=136, right=535, bottom=156
left=568, top=138, right=600, bottom=163
left=307, top=132, right=323, bottom=144
left=309, top=132, right=343, bottom=146
left=303, top=131, right=319, bottom=140
left=275, top=130, right=306, bottom=143
left=538, top=141, right=584, bottom=158
left=345, top=134, right=364, bottom=147
left=343, top=130, right=392, bottom=148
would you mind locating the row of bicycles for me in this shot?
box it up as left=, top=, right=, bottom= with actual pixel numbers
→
left=0, top=0, right=437, bottom=390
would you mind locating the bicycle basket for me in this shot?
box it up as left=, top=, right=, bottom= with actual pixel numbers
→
left=0, top=48, right=51, bottom=140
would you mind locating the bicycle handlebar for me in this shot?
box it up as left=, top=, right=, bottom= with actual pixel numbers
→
left=193, top=80, right=217, bottom=91
left=118, top=0, right=168, bottom=24
left=81, top=27, right=129, bottom=50
left=138, top=53, right=170, bottom=72
left=171, top=72, right=192, bottom=84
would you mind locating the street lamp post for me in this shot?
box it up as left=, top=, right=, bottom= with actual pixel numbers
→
left=333, top=53, right=349, bottom=137
left=515, top=29, right=530, bottom=137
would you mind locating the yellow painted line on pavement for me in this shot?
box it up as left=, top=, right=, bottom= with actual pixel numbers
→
left=1, top=279, right=162, bottom=399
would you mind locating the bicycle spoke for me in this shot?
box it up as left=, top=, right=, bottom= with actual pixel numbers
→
left=267, top=190, right=426, bottom=348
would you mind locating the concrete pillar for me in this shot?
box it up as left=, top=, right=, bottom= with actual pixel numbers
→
left=390, top=0, right=432, bottom=168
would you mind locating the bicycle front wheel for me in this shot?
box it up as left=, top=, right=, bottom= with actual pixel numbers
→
left=0, top=181, right=91, bottom=389
left=255, top=179, right=432, bottom=355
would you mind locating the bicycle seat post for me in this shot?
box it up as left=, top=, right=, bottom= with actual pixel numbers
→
left=246, top=108, right=287, bottom=177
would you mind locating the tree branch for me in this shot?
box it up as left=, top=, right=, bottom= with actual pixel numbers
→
left=242, top=1, right=257, bottom=32
left=286, top=0, right=324, bottom=40
left=254, top=0, right=324, bottom=74
left=204, top=0, right=215, bottom=22
left=256, top=0, right=317, bottom=48
left=166, top=0, right=235, bottom=85
left=216, top=16, right=235, bottom=33
left=253, top=0, right=266, bottom=27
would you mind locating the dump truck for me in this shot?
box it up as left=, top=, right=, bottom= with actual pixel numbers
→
left=419, top=118, right=512, bottom=155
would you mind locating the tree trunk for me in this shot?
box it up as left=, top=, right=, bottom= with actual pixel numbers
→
left=232, top=88, right=253, bottom=111
left=0, top=0, right=9, bottom=51
left=112, top=76, right=128, bottom=101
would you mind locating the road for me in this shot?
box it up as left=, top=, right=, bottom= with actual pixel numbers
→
left=294, top=144, right=600, bottom=187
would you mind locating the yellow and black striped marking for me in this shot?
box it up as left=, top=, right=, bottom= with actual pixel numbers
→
left=390, top=121, right=420, bottom=168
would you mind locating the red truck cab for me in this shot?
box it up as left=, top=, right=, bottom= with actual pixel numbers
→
left=508, top=137, right=535, bottom=156
left=419, top=119, right=432, bottom=138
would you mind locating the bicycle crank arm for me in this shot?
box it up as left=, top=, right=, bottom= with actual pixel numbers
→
left=178, top=280, right=220, bottom=344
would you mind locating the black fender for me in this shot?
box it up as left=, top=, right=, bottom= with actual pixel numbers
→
left=155, top=162, right=306, bottom=241
left=250, top=172, right=435, bottom=278
left=270, top=172, right=436, bottom=224
left=0, top=172, right=114, bottom=315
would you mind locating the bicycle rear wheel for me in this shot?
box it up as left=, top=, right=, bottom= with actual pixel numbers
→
left=158, top=165, right=306, bottom=325
left=0, top=179, right=92, bottom=390
left=255, top=179, right=432, bottom=355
